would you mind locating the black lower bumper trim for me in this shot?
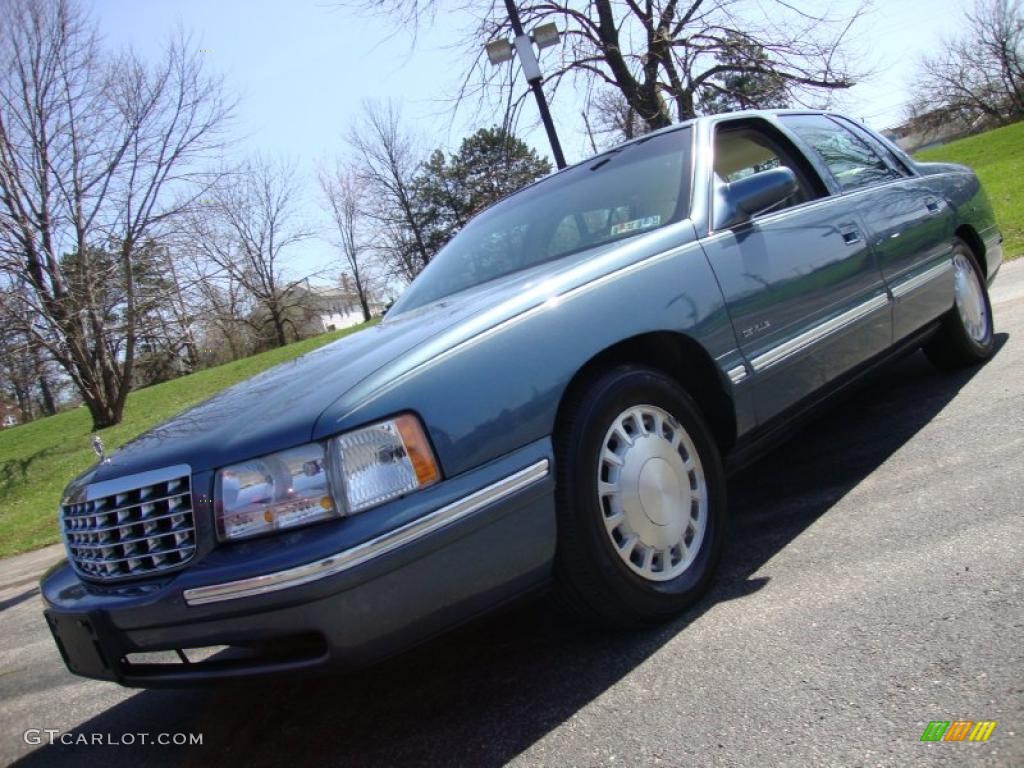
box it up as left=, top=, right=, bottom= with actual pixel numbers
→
left=119, top=634, right=329, bottom=687
left=45, top=610, right=120, bottom=681
left=46, top=608, right=330, bottom=687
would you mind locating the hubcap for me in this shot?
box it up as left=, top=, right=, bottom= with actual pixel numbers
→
left=597, top=405, right=707, bottom=582
left=953, top=252, right=989, bottom=344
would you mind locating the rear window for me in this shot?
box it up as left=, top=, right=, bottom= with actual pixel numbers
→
left=391, top=128, right=692, bottom=314
left=780, top=114, right=903, bottom=192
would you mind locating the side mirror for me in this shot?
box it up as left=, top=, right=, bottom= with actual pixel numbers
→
left=713, top=167, right=798, bottom=230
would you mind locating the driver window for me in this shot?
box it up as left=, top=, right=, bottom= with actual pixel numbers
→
left=713, top=125, right=816, bottom=213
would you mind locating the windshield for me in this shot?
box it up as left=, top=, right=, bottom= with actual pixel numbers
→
left=391, top=127, right=692, bottom=314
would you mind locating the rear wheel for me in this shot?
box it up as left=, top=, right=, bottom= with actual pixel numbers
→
left=923, top=239, right=994, bottom=369
left=554, top=366, right=727, bottom=626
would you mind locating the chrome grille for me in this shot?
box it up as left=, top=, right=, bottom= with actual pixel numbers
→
left=61, top=466, right=196, bottom=581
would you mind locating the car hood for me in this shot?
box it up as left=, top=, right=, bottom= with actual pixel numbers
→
left=75, top=247, right=609, bottom=486
left=72, top=220, right=698, bottom=489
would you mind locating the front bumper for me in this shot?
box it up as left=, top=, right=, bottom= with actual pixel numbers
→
left=42, top=440, right=555, bottom=687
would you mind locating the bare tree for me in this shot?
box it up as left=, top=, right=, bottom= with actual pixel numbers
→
left=350, top=1, right=866, bottom=133
left=348, top=101, right=431, bottom=282
left=127, top=241, right=206, bottom=385
left=0, top=322, right=38, bottom=422
left=588, top=89, right=650, bottom=146
left=157, top=245, right=201, bottom=371
left=33, top=351, right=60, bottom=415
left=184, top=156, right=316, bottom=348
left=911, top=0, right=1023, bottom=126
left=184, top=250, right=254, bottom=362
left=0, top=282, right=63, bottom=419
left=319, top=163, right=377, bottom=322
left=0, top=0, right=233, bottom=428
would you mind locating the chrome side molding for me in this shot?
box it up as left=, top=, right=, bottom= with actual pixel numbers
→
left=891, top=260, right=953, bottom=299
left=183, top=459, right=551, bottom=606
left=726, top=364, right=748, bottom=384
left=751, top=293, right=890, bottom=373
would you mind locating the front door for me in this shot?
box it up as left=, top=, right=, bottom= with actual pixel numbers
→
left=698, top=116, right=892, bottom=423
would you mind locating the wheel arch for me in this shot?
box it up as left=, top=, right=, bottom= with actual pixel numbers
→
left=955, top=224, right=987, bottom=276
left=553, top=331, right=738, bottom=455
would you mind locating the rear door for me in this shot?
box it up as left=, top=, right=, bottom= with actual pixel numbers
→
left=778, top=114, right=956, bottom=342
left=698, top=116, right=892, bottom=423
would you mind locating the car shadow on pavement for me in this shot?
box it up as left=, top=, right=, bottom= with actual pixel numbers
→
left=0, top=586, right=40, bottom=614
left=13, top=338, right=1007, bottom=768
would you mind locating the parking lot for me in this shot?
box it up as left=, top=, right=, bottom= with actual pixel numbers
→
left=1, top=262, right=1022, bottom=768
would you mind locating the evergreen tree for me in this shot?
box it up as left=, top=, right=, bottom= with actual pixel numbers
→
left=698, top=34, right=791, bottom=115
left=414, top=128, right=551, bottom=258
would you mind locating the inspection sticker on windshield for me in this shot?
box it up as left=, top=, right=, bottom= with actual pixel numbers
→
left=610, top=215, right=660, bottom=236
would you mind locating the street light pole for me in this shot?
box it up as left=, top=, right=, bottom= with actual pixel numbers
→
left=500, top=0, right=566, bottom=169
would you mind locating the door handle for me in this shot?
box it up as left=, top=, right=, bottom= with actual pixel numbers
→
left=841, top=227, right=862, bottom=245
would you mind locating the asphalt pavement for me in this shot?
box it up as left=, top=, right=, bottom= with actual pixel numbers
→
left=1, top=261, right=1022, bottom=768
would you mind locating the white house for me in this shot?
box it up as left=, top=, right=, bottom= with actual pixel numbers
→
left=293, top=276, right=385, bottom=335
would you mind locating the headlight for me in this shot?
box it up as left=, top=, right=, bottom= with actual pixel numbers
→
left=215, top=443, right=338, bottom=541
left=214, top=414, right=440, bottom=541
left=332, top=414, right=440, bottom=513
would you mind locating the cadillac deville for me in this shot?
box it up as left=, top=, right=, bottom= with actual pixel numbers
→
left=42, top=110, right=1002, bottom=686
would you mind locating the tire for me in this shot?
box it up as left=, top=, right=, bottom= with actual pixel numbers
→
left=923, top=238, right=995, bottom=369
left=553, top=365, right=727, bottom=627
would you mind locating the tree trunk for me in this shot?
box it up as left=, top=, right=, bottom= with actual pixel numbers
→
left=183, top=334, right=199, bottom=371
left=14, top=385, right=33, bottom=422
left=75, top=361, right=123, bottom=429
left=37, top=374, right=57, bottom=416
left=269, top=307, right=288, bottom=347
left=85, top=394, right=120, bottom=431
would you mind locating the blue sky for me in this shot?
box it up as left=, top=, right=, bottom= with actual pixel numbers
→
left=93, top=0, right=970, bottom=282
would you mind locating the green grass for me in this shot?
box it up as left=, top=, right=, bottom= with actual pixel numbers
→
left=0, top=322, right=374, bottom=558
left=916, top=121, right=1024, bottom=260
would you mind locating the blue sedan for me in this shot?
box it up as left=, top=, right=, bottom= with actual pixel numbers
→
left=42, top=110, right=1002, bottom=686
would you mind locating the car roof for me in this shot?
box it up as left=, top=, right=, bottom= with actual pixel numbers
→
left=477, top=108, right=845, bottom=217
left=594, top=108, right=842, bottom=159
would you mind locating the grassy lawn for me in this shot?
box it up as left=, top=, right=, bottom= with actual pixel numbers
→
left=0, top=322, right=373, bottom=558
left=916, top=121, right=1024, bottom=260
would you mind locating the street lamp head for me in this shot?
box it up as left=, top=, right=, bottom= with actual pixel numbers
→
left=485, top=39, right=515, bottom=65
left=532, top=23, right=560, bottom=49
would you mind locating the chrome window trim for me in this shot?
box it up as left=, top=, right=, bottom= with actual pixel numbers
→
left=702, top=172, right=964, bottom=241
left=183, top=459, right=551, bottom=607
left=700, top=111, right=962, bottom=238
left=890, top=260, right=953, bottom=299
left=750, top=293, right=890, bottom=373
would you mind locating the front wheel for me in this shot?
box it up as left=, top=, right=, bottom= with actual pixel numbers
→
left=553, top=366, right=727, bottom=626
left=924, top=240, right=994, bottom=369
